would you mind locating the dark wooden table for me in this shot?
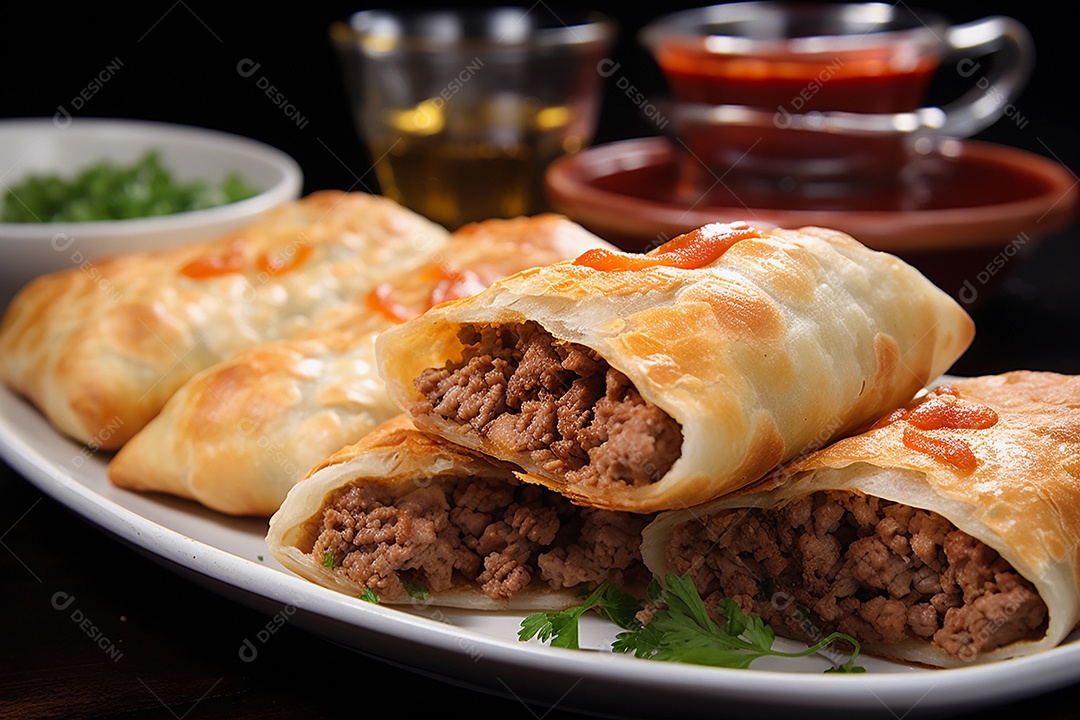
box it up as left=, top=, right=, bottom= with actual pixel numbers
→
left=0, top=464, right=593, bottom=719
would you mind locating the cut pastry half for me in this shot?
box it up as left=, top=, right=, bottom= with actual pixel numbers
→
left=267, top=416, right=653, bottom=609
left=377, top=222, right=974, bottom=513
left=641, top=371, right=1080, bottom=667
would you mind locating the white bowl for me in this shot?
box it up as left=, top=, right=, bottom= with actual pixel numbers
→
left=0, top=117, right=304, bottom=307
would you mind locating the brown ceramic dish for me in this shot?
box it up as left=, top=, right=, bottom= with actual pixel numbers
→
left=545, top=137, right=1077, bottom=301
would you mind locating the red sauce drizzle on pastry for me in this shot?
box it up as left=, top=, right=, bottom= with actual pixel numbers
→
left=427, top=266, right=484, bottom=306
left=179, top=242, right=246, bottom=278
left=902, top=426, right=979, bottom=472
left=366, top=283, right=413, bottom=322
left=365, top=265, right=485, bottom=323
left=257, top=243, right=314, bottom=276
left=874, top=386, right=998, bottom=472
left=573, top=222, right=762, bottom=271
left=905, top=396, right=998, bottom=430
left=180, top=242, right=315, bottom=279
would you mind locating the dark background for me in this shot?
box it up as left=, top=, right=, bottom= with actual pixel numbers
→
left=3, top=0, right=1076, bottom=377
left=2, top=2, right=1079, bottom=719
left=2, top=1, right=1075, bottom=202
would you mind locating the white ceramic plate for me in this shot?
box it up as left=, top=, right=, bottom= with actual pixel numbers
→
left=2, top=382, right=1079, bottom=719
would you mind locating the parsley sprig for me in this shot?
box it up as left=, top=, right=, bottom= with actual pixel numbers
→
left=518, top=581, right=640, bottom=649
left=520, top=574, right=865, bottom=673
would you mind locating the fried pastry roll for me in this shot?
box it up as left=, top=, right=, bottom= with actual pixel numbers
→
left=642, top=372, right=1080, bottom=666
left=267, top=416, right=652, bottom=609
left=377, top=223, right=974, bottom=513
left=0, top=191, right=449, bottom=448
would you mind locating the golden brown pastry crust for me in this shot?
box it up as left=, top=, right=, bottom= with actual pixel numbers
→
left=377, top=224, right=974, bottom=512
left=0, top=191, right=449, bottom=448
left=107, top=215, right=614, bottom=515
left=642, top=371, right=1080, bottom=666
left=107, top=326, right=396, bottom=515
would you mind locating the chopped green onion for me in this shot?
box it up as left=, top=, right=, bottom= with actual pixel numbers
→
left=1, top=151, right=258, bottom=223
left=404, top=582, right=430, bottom=601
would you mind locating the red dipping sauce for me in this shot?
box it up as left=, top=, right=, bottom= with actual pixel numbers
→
left=638, top=4, right=954, bottom=189
left=655, top=44, right=939, bottom=114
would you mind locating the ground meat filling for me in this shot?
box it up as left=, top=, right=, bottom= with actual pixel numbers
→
left=312, top=477, right=652, bottom=603
left=666, top=491, right=1048, bottom=661
left=412, top=322, right=684, bottom=490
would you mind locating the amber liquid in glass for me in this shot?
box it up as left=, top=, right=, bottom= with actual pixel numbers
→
left=370, top=97, right=576, bottom=230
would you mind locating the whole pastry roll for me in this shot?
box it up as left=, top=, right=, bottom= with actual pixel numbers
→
left=267, top=415, right=653, bottom=609
left=108, top=326, right=392, bottom=515
left=640, top=371, right=1080, bottom=667
left=107, top=215, right=614, bottom=516
left=0, top=190, right=449, bottom=449
left=376, top=222, right=974, bottom=513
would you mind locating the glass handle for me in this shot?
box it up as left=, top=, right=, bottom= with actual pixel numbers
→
left=938, top=16, right=1034, bottom=138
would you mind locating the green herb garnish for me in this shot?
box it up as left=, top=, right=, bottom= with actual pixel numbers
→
left=518, top=580, right=642, bottom=650
left=404, top=582, right=430, bottom=601
left=1, top=151, right=258, bottom=223
left=322, top=552, right=334, bottom=569
left=359, top=587, right=380, bottom=604
left=519, top=573, right=865, bottom=673
left=613, top=575, right=864, bottom=673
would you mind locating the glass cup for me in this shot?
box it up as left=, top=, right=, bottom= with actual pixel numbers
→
left=332, top=8, right=615, bottom=230
left=640, top=2, right=1033, bottom=196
